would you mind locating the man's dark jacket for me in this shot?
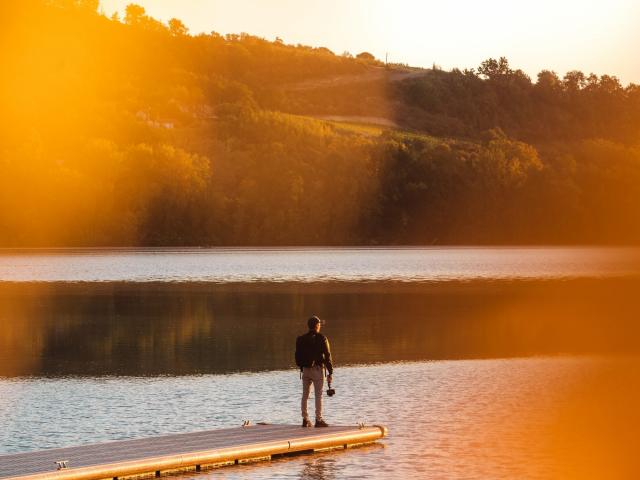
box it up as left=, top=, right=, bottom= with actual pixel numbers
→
left=295, top=331, right=333, bottom=374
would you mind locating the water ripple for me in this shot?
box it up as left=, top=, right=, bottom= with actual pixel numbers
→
left=0, top=247, right=639, bottom=283
left=0, top=357, right=626, bottom=478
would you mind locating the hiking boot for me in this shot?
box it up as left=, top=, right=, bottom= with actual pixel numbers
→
left=315, top=419, right=329, bottom=428
left=302, top=418, right=312, bottom=428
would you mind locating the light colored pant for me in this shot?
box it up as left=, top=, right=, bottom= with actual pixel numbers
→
left=301, top=365, right=325, bottom=421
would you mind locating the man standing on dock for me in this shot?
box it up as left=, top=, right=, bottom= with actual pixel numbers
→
left=295, top=315, right=333, bottom=428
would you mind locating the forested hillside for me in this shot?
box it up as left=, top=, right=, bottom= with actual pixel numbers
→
left=2, top=0, right=640, bottom=246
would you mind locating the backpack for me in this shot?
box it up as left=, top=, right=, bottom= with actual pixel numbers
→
left=295, top=334, right=316, bottom=369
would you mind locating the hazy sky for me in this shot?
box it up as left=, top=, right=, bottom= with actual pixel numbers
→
left=100, top=0, right=640, bottom=84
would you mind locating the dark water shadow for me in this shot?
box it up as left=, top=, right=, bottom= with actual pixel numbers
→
left=1, top=279, right=639, bottom=377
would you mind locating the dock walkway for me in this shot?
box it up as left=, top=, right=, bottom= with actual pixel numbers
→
left=0, top=424, right=387, bottom=480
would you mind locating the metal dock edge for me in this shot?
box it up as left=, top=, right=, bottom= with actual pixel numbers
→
left=0, top=424, right=388, bottom=480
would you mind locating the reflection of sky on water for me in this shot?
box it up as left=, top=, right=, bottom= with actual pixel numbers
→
left=0, top=247, right=639, bottom=282
left=1, top=358, right=638, bottom=478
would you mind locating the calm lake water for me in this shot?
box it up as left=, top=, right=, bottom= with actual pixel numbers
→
left=0, top=246, right=638, bottom=282
left=1, top=248, right=640, bottom=478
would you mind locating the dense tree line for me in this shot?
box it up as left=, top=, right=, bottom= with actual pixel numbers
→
left=1, top=1, right=639, bottom=246
left=281, top=58, right=640, bottom=145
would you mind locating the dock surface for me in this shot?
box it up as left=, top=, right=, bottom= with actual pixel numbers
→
left=0, top=424, right=387, bottom=480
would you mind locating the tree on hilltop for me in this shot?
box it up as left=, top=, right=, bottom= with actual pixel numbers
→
left=169, top=18, right=188, bottom=36
left=356, top=51, right=375, bottom=61
left=478, top=57, right=512, bottom=79
left=124, top=3, right=146, bottom=25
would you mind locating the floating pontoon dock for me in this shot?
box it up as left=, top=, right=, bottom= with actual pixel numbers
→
left=0, top=424, right=387, bottom=480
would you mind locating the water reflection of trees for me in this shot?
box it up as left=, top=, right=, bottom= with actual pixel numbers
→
left=0, top=280, right=639, bottom=377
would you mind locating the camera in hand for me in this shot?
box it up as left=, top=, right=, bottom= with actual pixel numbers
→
left=327, top=387, right=335, bottom=396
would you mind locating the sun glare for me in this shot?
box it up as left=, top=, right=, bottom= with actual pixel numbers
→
left=2, top=2, right=640, bottom=479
